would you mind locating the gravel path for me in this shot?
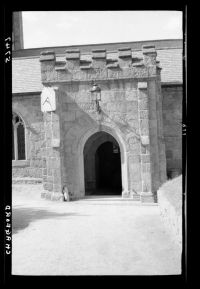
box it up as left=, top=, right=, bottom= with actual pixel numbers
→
left=12, top=184, right=182, bottom=276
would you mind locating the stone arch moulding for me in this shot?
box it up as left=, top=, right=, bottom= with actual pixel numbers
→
left=12, top=108, right=29, bottom=128
left=12, top=105, right=32, bottom=136
left=77, top=124, right=129, bottom=197
left=12, top=110, right=28, bottom=161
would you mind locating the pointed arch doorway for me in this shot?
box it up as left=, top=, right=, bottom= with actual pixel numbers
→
left=83, top=131, right=122, bottom=195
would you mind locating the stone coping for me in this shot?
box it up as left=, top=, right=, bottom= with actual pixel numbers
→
left=12, top=177, right=43, bottom=184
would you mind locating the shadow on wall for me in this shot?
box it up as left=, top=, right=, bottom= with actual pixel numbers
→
left=60, top=83, right=132, bottom=194
left=12, top=207, right=88, bottom=234
left=167, top=169, right=182, bottom=180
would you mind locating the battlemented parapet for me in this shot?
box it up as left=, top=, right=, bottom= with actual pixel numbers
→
left=39, top=45, right=166, bottom=202
left=40, top=46, right=161, bottom=83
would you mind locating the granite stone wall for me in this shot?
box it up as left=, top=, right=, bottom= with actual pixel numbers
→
left=12, top=84, right=182, bottom=188
left=12, top=95, right=45, bottom=179
left=161, top=85, right=182, bottom=178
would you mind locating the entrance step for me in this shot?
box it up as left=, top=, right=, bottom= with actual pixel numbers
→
left=77, top=195, right=158, bottom=206
left=83, top=195, right=139, bottom=201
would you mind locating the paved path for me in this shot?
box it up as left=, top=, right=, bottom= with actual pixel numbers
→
left=12, top=184, right=182, bottom=276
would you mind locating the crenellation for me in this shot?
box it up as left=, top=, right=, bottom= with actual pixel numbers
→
left=142, top=45, right=157, bottom=66
left=118, top=47, right=132, bottom=67
left=118, top=47, right=132, bottom=58
left=92, top=49, right=106, bottom=59
left=40, top=51, right=56, bottom=61
left=65, top=49, right=80, bottom=60
left=39, top=46, right=161, bottom=84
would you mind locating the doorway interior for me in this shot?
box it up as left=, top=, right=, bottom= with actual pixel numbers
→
left=84, top=131, right=122, bottom=196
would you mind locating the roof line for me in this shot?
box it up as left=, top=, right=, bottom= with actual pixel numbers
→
left=13, top=39, right=183, bottom=58
left=13, top=47, right=182, bottom=61
left=161, top=82, right=183, bottom=86
left=22, top=38, right=183, bottom=50
left=12, top=46, right=183, bottom=61
left=12, top=91, right=42, bottom=96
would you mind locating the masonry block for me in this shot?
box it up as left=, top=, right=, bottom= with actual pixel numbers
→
left=65, top=49, right=80, bottom=60
left=130, top=181, right=142, bottom=193
left=129, top=163, right=141, bottom=182
left=139, top=98, right=148, bottom=110
left=65, top=49, right=80, bottom=70
left=125, top=90, right=138, bottom=100
left=138, top=82, right=147, bottom=89
left=118, top=47, right=132, bottom=67
left=141, top=154, right=150, bottom=163
left=51, top=192, right=63, bottom=201
left=140, top=119, right=149, bottom=135
left=142, top=45, right=157, bottom=66
left=140, top=192, right=157, bottom=203
left=40, top=51, right=56, bottom=62
left=139, top=110, right=149, bottom=119
left=43, top=182, right=53, bottom=191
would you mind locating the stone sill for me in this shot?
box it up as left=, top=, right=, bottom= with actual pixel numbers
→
left=12, top=160, right=30, bottom=167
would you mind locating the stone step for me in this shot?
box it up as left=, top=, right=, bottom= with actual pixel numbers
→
left=83, top=195, right=140, bottom=201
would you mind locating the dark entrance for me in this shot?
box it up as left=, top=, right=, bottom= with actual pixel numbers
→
left=84, top=131, right=122, bottom=196
left=95, top=141, right=122, bottom=195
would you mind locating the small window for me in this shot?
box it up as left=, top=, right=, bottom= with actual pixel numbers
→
left=12, top=112, right=26, bottom=160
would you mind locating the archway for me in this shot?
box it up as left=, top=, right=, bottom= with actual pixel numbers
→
left=83, top=131, right=122, bottom=195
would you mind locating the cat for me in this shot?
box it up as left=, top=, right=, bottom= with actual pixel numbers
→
left=62, top=185, right=72, bottom=202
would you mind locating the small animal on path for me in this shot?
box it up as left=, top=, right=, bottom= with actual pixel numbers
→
left=62, top=185, right=72, bottom=202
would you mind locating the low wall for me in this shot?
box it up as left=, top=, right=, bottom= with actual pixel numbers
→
left=157, top=176, right=182, bottom=247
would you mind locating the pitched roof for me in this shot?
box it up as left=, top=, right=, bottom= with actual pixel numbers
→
left=12, top=39, right=183, bottom=94
left=12, top=57, right=43, bottom=93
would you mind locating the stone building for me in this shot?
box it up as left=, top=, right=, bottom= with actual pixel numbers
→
left=12, top=12, right=183, bottom=202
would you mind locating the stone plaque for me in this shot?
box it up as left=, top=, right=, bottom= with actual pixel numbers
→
left=41, top=87, right=56, bottom=112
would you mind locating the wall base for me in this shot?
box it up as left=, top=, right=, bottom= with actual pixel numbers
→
left=140, top=192, right=157, bottom=203
left=122, top=190, right=141, bottom=201
left=41, top=190, right=157, bottom=202
left=41, top=190, right=63, bottom=201
left=122, top=190, right=130, bottom=198
left=41, top=190, right=80, bottom=201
